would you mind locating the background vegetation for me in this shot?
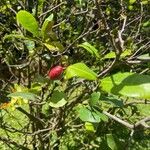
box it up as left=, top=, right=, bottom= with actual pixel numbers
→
left=0, top=0, right=150, bottom=149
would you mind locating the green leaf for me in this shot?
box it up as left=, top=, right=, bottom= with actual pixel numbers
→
left=16, top=10, right=39, bottom=37
left=143, top=21, right=150, bottom=27
left=101, top=95, right=124, bottom=107
left=103, top=49, right=131, bottom=59
left=41, top=14, right=54, bottom=40
left=100, top=72, right=150, bottom=99
left=51, top=41, right=64, bottom=51
left=89, top=92, right=101, bottom=106
left=65, top=63, right=97, bottom=80
left=49, top=90, right=67, bottom=108
left=106, top=134, right=117, bottom=150
left=78, top=42, right=100, bottom=58
left=76, top=105, right=101, bottom=123
left=129, top=0, right=136, bottom=4
left=8, top=92, right=37, bottom=101
left=44, top=43, right=59, bottom=51
left=85, top=122, right=95, bottom=132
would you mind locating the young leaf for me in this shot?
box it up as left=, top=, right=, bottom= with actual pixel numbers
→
left=78, top=42, right=100, bottom=58
left=65, top=63, right=97, bottom=80
left=85, top=122, right=95, bottom=132
left=100, top=72, right=150, bottom=99
left=16, top=10, right=39, bottom=37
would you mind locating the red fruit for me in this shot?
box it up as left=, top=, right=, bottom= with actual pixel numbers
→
left=48, top=65, right=63, bottom=80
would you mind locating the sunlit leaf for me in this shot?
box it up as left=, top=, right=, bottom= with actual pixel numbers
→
left=100, top=72, right=150, bottom=99
left=85, top=122, right=95, bottom=132
left=17, top=10, right=39, bottom=37
left=76, top=105, right=101, bottom=123
left=65, top=63, right=97, bottom=80
left=103, top=49, right=131, bottom=59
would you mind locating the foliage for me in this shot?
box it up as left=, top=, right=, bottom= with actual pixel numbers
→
left=0, top=0, right=150, bottom=149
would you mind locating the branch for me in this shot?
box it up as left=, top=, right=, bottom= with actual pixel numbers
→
left=103, top=111, right=150, bottom=130
left=135, top=117, right=150, bottom=129
left=103, top=111, right=134, bottom=129
left=38, top=2, right=66, bottom=18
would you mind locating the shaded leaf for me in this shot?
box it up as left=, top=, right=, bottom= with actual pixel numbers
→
left=78, top=42, right=100, bottom=58
left=41, top=14, right=54, bottom=40
left=101, top=95, right=124, bottom=107
left=89, top=92, right=101, bottom=106
left=24, top=40, right=35, bottom=52
left=106, top=134, right=117, bottom=150
left=49, top=90, right=67, bottom=108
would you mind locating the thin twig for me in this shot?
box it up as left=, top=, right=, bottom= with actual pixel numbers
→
left=38, top=2, right=66, bottom=18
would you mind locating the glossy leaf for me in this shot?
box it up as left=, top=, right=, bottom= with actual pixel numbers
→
left=65, top=63, right=97, bottom=80
left=16, top=10, right=39, bottom=37
left=78, top=42, right=99, bottom=58
left=49, top=90, right=67, bottom=108
left=8, top=92, right=38, bottom=101
left=100, top=72, right=150, bottom=99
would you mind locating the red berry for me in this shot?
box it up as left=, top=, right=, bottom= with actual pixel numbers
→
left=48, top=65, right=63, bottom=80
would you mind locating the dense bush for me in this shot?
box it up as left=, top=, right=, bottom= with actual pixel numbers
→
left=0, top=0, right=150, bottom=149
